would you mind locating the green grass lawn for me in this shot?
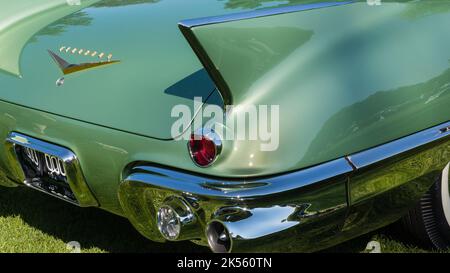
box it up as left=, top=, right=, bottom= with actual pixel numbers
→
left=0, top=186, right=444, bottom=253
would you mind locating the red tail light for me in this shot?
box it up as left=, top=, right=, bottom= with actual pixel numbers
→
left=188, top=129, right=222, bottom=167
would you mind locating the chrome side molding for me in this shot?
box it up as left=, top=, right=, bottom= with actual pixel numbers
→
left=179, top=2, right=353, bottom=28
left=347, top=121, right=450, bottom=169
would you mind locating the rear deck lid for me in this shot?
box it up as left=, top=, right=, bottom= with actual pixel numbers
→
left=0, top=0, right=239, bottom=139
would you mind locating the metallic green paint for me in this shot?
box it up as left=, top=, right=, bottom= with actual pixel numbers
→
left=0, top=1, right=448, bottom=180
left=0, top=0, right=224, bottom=140
left=0, top=0, right=98, bottom=76
left=1, top=0, right=449, bottom=175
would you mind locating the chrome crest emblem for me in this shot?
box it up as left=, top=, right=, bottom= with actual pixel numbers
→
left=48, top=46, right=120, bottom=86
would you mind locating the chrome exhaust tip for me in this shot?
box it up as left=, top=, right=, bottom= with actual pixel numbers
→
left=206, top=221, right=232, bottom=253
left=205, top=205, right=306, bottom=252
left=156, top=196, right=200, bottom=241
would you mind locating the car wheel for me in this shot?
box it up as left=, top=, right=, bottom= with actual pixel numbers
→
left=401, top=163, right=450, bottom=249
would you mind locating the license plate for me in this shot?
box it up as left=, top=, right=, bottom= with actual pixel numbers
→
left=6, top=132, right=98, bottom=207
left=11, top=139, right=78, bottom=204
left=17, top=145, right=77, bottom=203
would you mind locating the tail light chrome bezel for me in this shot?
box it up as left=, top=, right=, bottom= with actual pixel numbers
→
left=188, top=128, right=222, bottom=168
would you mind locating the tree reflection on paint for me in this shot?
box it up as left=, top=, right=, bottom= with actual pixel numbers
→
left=93, top=0, right=159, bottom=7
left=33, top=11, right=93, bottom=40
left=303, top=67, right=450, bottom=165
left=221, top=0, right=450, bottom=13
left=33, top=0, right=161, bottom=40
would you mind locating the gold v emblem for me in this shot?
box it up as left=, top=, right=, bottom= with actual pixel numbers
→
left=48, top=50, right=120, bottom=75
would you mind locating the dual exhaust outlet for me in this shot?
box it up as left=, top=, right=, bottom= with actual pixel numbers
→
left=156, top=195, right=302, bottom=253
left=156, top=196, right=233, bottom=253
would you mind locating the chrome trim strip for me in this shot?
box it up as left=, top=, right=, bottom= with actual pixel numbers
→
left=7, top=132, right=75, bottom=162
left=5, top=132, right=98, bottom=207
left=179, top=2, right=353, bottom=28
left=125, top=157, right=352, bottom=199
left=348, top=121, right=450, bottom=169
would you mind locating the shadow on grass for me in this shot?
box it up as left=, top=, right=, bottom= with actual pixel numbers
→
left=0, top=186, right=208, bottom=253
left=0, top=186, right=439, bottom=253
left=322, top=224, right=440, bottom=253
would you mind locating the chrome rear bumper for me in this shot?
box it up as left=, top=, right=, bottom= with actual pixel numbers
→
left=119, top=158, right=350, bottom=252
left=119, top=121, right=450, bottom=252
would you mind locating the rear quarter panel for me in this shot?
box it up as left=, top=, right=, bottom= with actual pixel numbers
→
left=183, top=1, right=450, bottom=171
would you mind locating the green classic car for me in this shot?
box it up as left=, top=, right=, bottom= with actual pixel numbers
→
left=0, top=0, right=449, bottom=253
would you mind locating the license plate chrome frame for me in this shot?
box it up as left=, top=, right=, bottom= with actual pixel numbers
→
left=5, top=132, right=98, bottom=207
